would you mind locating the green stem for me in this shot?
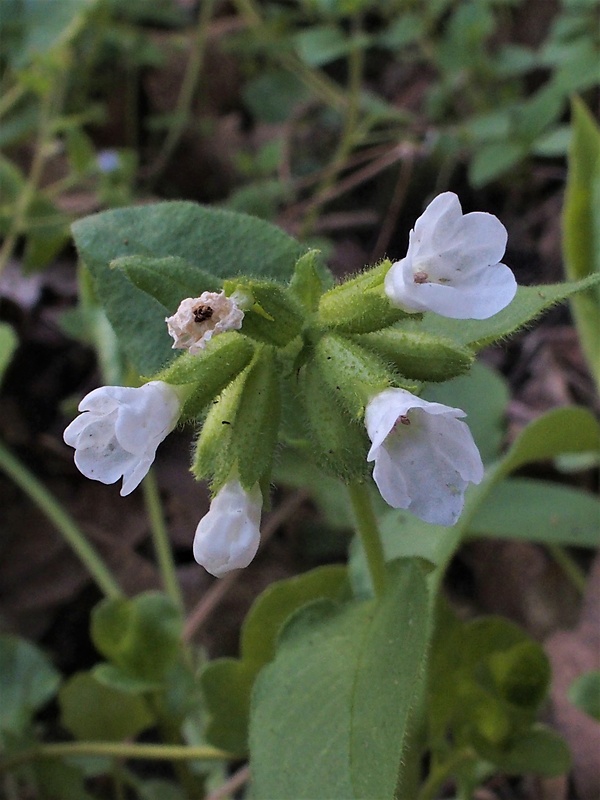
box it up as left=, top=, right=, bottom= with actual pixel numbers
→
left=233, top=0, right=347, bottom=112
left=0, top=440, right=122, bottom=599
left=146, top=0, right=215, bottom=183
left=348, top=482, right=387, bottom=598
left=417, top=747, right=476, bottom=800
left=548, top=544, right=587, bottom=595
left=142, top=469, right=184, bottom=612
left=300, top=16, right=365, bottom=237
left=0, top=741, right=231, bottom=775
left=0, top=77, right=62, bottom=276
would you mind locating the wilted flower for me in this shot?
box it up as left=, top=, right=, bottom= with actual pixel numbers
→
left=384, top=192, right=516, bottom=320
left=365, top=388, right=484, bottom=526
left=166, top=292, right=244, bottom=355
left=63, top=381, right=181, bottom=496
left=193, top=481, right=262, bottom=577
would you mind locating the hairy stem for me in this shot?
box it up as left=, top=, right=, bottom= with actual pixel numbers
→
left=348, top=482, right=387, bottom=597
left=142, top=469, right=185, bottom=611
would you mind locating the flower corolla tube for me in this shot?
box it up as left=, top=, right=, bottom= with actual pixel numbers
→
left=365, top=388, right=484, bottom=526
left=384, top=192, right=517, bottom=320
left=63, top=381, right=181, bottom=496
left=166, top=291, right=244, bottom=355
left=193, top=481, right=262, bottom=578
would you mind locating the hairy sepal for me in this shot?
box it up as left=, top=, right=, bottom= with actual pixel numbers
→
left=299, top=357, right=371, bottom=482
left=354, top=327, right=474, bottom=382
left=227, top=280, right=304, bottom=346
left=313, top=333, right=393, bottom=419
left=152, top=332, right=255, bottom=421
left=318, top=261, right=415, bottom=334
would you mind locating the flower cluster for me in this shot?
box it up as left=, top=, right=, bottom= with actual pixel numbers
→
left=64, top=193, right=515, bottom=577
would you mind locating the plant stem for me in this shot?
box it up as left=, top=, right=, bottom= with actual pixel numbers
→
left=0, top=439, right=122, bottom=599
left=0, top=78, right=61, bottom=276
left=233, top=0, right=347, bottom=112
left=548, top=544, right=587, bottom=595
left=348, top=482, right=387, bottom=598
left=146, top=0, right=215, bottom=183
left=300, top=15, right=365, bottom=237
left=417, top=747, right=476, bottom=800
left=142, top=469, right=184, bottom=612
left=0, top=741, right=231, bottom=774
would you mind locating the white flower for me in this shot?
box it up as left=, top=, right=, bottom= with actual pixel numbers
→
left=384, top=192, right=517, bottom=320
left=63, top=381, right=181, bottom=496
left=166, top=292, right=244, bottom=355
left=365, top=388, right=484, bottom=526
left=193, top=481, right=262, bottom=577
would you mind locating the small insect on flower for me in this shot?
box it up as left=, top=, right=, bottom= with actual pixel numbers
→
left=166, top=291, right=244, bottom=355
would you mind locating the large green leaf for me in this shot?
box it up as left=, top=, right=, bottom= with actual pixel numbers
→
left=468, top=477, right=600, bottom=547
left=422, top=275, right=600, bottom=350
left=59, top=672, right=154, bottom=741
left=202, top=565, right=348, bottom=755
left=0, top=634, right=61, bottom=734
left=71, top=203, right=305, bottom=374
left=562, top=98, right=600, bottom=388
left=250, top=560, right=429, bottom=800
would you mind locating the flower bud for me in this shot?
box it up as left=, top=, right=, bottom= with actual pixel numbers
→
left=193, top=481, right=262, bottom=577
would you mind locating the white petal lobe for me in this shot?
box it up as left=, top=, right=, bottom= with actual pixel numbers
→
left=63, top=381, right=181, bottom=495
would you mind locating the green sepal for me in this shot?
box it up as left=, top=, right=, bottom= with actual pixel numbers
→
left=318, top=260, right=415, bottom=334
left=151, top=332, right=255, bottom=421
left=313, top=333, right=394, bottom=418
left=354, top=326, right=474, bottom=382
left=288, top=250, right=325, bottom=312
left=111, top=254, right=220, bottom=312
left=225, top=279, right=304, bottom=346
left=192, top=346, right=281, bottom=492
left=299, top=357, right=371, bottom=481
left=232, top=346, right=281, bottom=490
left=192, top=371, right=246, bottom=488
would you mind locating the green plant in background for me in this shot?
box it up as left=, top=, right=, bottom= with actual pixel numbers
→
left=1, top=2, right=600, bottom=798
left=1, top=187, right=597, bottom=798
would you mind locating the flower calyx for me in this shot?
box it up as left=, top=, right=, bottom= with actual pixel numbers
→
left=223, top=278, right=304, bottom=347
left=318, top=260, right=414, bottom=334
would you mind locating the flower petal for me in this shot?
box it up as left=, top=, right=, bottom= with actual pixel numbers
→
left=193, top=481, right=262, bottom=577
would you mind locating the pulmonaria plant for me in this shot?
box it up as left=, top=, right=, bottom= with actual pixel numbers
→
left=365, top=389, right=484, bottom=526
left=63, top=381, right=181, bottom=496
left=384, top=192, right=517, bottom=319
left=166, top=291, right=244, bottom=355
left=65, top=192, right=527, bottom=575
left=193, top=481, right=262, bottom=577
